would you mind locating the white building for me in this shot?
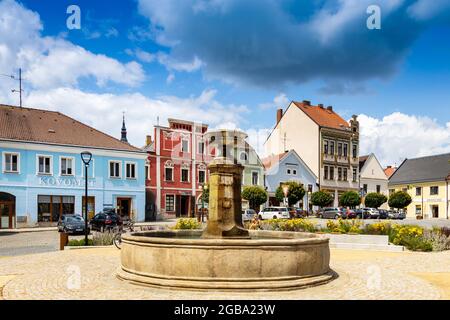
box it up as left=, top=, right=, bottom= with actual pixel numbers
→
left=359, top=154, right=389, bottom=209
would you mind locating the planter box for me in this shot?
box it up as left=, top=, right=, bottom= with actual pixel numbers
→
left=324, top=234, right=404, bottom=252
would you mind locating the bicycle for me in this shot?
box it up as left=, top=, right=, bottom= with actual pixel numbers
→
left=113, top=219, right=135, bottom=249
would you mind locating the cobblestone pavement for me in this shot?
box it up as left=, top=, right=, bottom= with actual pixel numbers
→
left=0, top=248, right=449, bottom=300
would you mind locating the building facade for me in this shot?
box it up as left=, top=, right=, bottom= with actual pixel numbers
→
left=0, top=105, right=146, bottom=229
left=388, top=153, right=450, bottom=219
left=359, top=153, right=389, bottom=209
left=264, top=100, right=360, bottom=207
left=263, top=150, right=318, bottom=211
left=145, top=119, right=213, bottom=218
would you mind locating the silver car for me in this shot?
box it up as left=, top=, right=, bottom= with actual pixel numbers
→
left=242, top=209, right=257, bottom=221
left=318, top=207, right=347, bottom=219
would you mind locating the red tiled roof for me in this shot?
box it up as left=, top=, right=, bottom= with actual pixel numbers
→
left=384, top=166, right=397, bottom=178
left=0, top=104, right=141, bottom=152
left=293, top=101, right=350, bottom=130
left=262, top=151, right=290, bottom=171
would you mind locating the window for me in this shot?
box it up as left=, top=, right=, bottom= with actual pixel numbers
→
left=252, top=172, right=259, bottom=185
left=182, top=139, right=189, bottom=153
left=343, top=168, right=348, bottom=181
left=198, top=141, right=205, bottom=154
left=363, top=184, right=368, bottom=194
left=145, top=165, right=149, bottom=180
left=198, top=170, right=206, bottom=184
left=293, top=169, right=297, bottom=175
left=337, top=143, right=343, bottom=156
left=109, top=161, right=121, bottom=178
left=352, top=167, right=357, bottom=182
left=37, top=155, right=52, bottom=175
left=330, top=141, right=335, bottom=155
left=416, top=187, right=422, bottom=196
left=415, top=205, right=422, bottom=216
left=430, top=186, right=439, bottom=195
left=240, top=152, right=248, bottom=161
left=352, top=144, right=358, bottom=158
left=126, top=162, right=136, bottom=179
left=329, top=167, right=334, bottom=180
left=37, top=195, right=75, bottom=223
left=287, top=169, right=291, bottom=175
left=324, top=140, right=329, bottom=154
left=166, top=195, right=175, bottom=212
left=376, top=185, right=381, bottom=193
left=60, top=157, right=74, bottom=176
left=165, top=167, right=173, bottom=181
left=338, top=167, right=342, bottom=181
left=3, top=152, right=19, bottom=173
left=181, top=168, right=189, bottom=182
left=402, top=188, right=408, bottom=193
left=324, top=166, right=329, bottom=180
left=343, top=143, right=348, bottom=157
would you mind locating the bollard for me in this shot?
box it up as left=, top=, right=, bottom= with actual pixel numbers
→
left=60, top=232, right=69, bottom=250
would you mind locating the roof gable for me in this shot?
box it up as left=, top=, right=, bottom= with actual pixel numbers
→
left=263, top=149, right=317, bottom=180
left=0, top=104, right=141, bottom=152
left=389, top=153, right=450, bottom=184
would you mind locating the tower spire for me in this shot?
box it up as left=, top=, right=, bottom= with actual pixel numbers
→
left=121, top=112, right=128, bottom=143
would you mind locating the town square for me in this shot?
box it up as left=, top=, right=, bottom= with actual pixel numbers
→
left=0, top=0, right=450, bottom=309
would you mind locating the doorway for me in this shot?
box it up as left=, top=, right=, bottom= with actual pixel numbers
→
left=117, top=198, right=132, bottom=219
left=176, top=195, right=191, bottom=217
left=0, top=193, right=15, bottom=229
left=431, top=205, right=439, bottom=218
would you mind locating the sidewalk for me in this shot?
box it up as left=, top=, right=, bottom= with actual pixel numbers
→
left=0, top=219, right=179, bottom=234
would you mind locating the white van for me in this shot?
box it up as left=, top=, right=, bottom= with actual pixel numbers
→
left=259, top=207, right=290, bottom=220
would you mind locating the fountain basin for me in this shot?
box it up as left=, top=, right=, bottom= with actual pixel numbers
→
left=117, top=229, right=333, bottom=291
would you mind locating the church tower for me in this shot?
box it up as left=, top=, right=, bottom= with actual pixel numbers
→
left=121, top=113, right=128, bottom=143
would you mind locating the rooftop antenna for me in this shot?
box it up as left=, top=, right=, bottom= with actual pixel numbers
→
left=1, top=68, right=23, bottom=107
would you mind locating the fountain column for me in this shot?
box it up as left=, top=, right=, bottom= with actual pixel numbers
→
left=202, top=130, right=249, bottom=238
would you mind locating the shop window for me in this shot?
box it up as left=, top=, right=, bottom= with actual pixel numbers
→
left=37, top=155, right=52, bottom=175
left=126, top=162, right=136, bottom=179
left=109, top=161, right=121, bottom=178
left=60, top=157, right=74, bottom=176
left=38, top=195, right=74, bottom=223
left=166, top=195, right=175, bottom=212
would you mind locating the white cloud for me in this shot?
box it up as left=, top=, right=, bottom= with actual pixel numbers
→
left=0, top=0, right=144, bottom=97
left=259, top=93, right=289, bottom=110
left=359, top=112, right=450, bottom=167
left=407, top=0, right=450, bottom=21
left=156, top=52, right=203, bottom=72
left=24, top=88, right=249, bottom=148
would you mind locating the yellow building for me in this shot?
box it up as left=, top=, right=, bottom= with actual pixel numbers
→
left=388, top=153, right=450, bottom=219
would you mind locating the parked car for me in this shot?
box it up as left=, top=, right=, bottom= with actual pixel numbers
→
left=58, top=214, right=90, bottom=235
left=390, top=210, right=406, bottom=220
left=378, top=209, right=389, bottom=219
left=242, top=209, right=257, bottom=221
left=318, top=207, right=347, bottom=219
left=345, top=209, right=357, bottom=219
left=89, top=210, right=123, bottom=232
left=354, top=208, right=371, bottom=219
left=259, top=207, right=290, bottom=220
left=295, top=208, right=308, bottom=218
left=364, top=208, right=380, bottom=219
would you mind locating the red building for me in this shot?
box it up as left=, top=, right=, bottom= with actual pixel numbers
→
left=144, top=119, right=214, bottom=218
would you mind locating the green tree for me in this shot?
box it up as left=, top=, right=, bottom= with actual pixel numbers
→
left=339, top=191, right=361, bottom=208
left=201, top=184, right=209, bottom=204
left=242, top=186, right=268, bottom=211
left=388, top=191, right=412, bottom=209
left=275, top=181, right=306, bottom=206
left=364, top=192, right=388, bottom=209
left=310, top=190, right=334, bottom=208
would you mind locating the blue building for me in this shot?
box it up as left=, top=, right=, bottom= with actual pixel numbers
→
left=0, top=105, right=147, bottom=229
left=263, top=149, right=318, bottom=211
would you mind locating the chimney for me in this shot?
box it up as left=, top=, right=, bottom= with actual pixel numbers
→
left=327, top=106, right=333, bottom=111
left=318, top=104, right=324, bottom=108
left=146, top=135, right=152, bottom=146
left=302, top=100, right=311, bottom=106
left=276, top=109, right=283, bottom=125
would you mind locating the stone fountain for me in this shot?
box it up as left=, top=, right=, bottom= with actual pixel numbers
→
left=117, top=130, right=333, bottom=291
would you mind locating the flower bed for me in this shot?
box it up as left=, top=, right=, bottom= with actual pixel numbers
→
left=251, top=219, right=450, bottom=252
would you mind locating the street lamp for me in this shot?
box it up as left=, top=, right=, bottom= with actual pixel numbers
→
left=81, top=151, right=92, bottom=246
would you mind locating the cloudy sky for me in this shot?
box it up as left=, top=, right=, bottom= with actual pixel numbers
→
left=0, top=0, right=449, bottom=166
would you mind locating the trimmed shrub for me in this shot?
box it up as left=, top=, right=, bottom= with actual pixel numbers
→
left=311, top=191, right=334, bottom=208
left=364, top=193, right=388, bottom=209
left=388, top=191, right=412, bottom=210
left=275, top=181, right=305, bottom=206
left=339, top=191, right=361, bottom=208
left=242, top=186, right=268, bottom=211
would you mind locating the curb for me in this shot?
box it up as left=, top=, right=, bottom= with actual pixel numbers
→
left=63, top=245, right=115, bottom=250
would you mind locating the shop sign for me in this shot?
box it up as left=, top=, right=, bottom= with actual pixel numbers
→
left=39, top=177, right=96, bottom=188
